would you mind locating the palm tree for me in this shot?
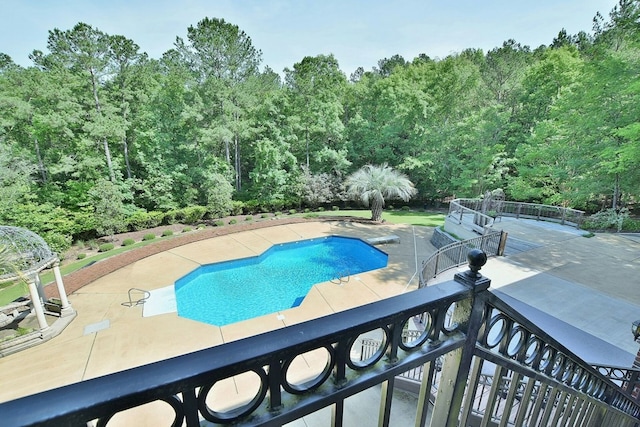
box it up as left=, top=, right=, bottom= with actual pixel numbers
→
left=345, top=164, right=417, bottom=222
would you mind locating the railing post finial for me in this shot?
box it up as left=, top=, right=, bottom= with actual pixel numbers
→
left=454, top=248, right=491, bottom=291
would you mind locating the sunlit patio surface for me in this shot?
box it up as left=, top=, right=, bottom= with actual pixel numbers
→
left=0, top=221, right=436, bottom=425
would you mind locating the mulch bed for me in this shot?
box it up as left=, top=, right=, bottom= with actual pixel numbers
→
left=44, top=216, right=373, bottom=299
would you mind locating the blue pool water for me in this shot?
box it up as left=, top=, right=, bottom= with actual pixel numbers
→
left=174, top=236, right=388, bottom=326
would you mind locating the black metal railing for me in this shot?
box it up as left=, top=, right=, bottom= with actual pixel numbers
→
left=419, top=230, right=505, bottom=287
left=594, top=364, right=640, bottom=399
left=1, top=254, right=638, bottom=427
left=463, top=292, right=640, bottom=426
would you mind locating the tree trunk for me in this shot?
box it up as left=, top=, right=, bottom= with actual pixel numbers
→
left=222, top=99, right=231, bottom=165
left=234, top=134, right=241, bottom=191
left=305, top=127, right=310, bottom=170
left=34, top=137, right=47, bottom=184
left=103, top=138, right=116, bottom=182
left=90, top=68, right=116, bottom=182
left=121, top=95, right=132, bottom=180
left=123, top=137, right=131, bottom=180
left=613, top=172, right=620, bottom=210
left=371, top=197, right=384, bottom=222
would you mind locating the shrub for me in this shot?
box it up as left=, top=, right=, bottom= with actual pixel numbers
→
left=77, top=253, right=87, bottom=260
left=243, top=200, right=260, bottom=214
left=122, top=238, right=135, bottom=246
left=317, top=207, right=325, bottom=212
left=245, top=215, right=253, bottom=221
left=304, top=213, right=320, bottom=218
left=622, top=217, right=640, bottom=232
left=584, top=208, right=629, bottom=232
left=228, top=219, right=237, bottom=225
left=304, top=208, right=311, bottom=213
left=98, top=243, right=115, bottom=252
left=260, top=213, right=269, bottom=219
left=43, top=232, right=73, bottom=255
left=388, top=205, right=394, bottom=210
left=231, top=201, right=244, bottom=216
left=163, top=210, right=179, bottom=225
left=206, top=173, right=234, bottom=218
left=274, top=211, right=282, bottom=216
left=142, top=233, right=156, bottom=241
left=401, top=205, right=410, bottom=211
left=331, top=206, right=339, bottom=211
left=289, top=209, right=297, bottom=215
left=269, top=200, right=286, bottom=212
left=161, top=229, right=173, bottom=237
left=127, top=210, right=164, bottom=231
left=182, top=226, right=193, bottom=233
left=196, top=224, right=206, bottom=230
left=214, top=220, right=225, bottom=227
left=181, top=206, right=207, bottom=224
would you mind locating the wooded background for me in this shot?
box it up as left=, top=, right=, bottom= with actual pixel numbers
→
left=1, top=2, right=639, bottom=252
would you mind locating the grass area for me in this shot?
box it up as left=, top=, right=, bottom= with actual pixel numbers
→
left=0, top=281, right=29, bottom=305
left=0, top=235, right=183, bottom=306
left=0, top=210, right=444, bottom=306
left=318, top=209, right=446, bottom=227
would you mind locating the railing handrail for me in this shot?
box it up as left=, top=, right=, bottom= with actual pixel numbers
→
left=0, top=280, right=473, bottom=427
left=454, top=198, right=585, bottom=214
left=419, top=229, right=505, bottom=287
left=2, top=270, right=638, bottom=426
left=451, top=198, right=585, bottom=228
left=476, top=291, right=640, bottom=421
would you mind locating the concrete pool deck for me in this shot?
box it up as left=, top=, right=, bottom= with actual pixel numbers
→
left=3, top=217, right=640, bottom=425
left=0, top=221, right=436, bottom=418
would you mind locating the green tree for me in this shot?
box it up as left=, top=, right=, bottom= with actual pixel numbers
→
left=285, top=54, right=347, bottom=172
left=176, top=17, right=263, bottom=190
left=106, top=35, right=148, bottom=181
left=36, top=23, right=123, bottom=182
left=88, top=178, right=126, bottom=240
left=0, top=145, right=35, bottom=219
left=345, top=164, right=417, bottom=221
left=205, top=172, right=234, bottom=218
left=374, top=54, right=407, bottom=77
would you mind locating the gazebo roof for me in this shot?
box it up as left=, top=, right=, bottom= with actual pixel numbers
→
left=0, top=226, right=57, bottom=283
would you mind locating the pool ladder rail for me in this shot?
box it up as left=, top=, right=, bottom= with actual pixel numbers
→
left=330, top=270, right=350, bottom=285
left=122, top=288, right=151, bottom=307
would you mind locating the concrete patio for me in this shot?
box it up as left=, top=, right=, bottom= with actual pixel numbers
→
left=2, top=217, right=640, bottom=426
left=0, top=221, right=435, bottom=426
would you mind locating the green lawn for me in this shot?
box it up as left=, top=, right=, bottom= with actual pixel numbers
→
left=318, top=209, right=446, bottom=227
left=0, top=236, right=179, bottom=306
left=0, top=281, right=29, bottom=305
left=0, top=209, right=444, bottom=306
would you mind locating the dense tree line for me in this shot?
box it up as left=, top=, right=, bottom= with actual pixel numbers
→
left=1, top=2, right=639, bottom=252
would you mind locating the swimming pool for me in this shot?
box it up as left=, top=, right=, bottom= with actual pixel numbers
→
left=174, top=236, right=388, bottom=326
